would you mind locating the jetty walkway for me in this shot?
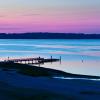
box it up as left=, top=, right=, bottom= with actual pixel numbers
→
left=1, top=56, right=61, bottom=65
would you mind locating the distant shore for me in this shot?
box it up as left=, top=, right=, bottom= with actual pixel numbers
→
left=0, top=33, right=100, bottom=39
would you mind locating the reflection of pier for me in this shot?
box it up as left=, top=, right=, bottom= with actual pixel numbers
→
left=4, top=56, right=61, bottom=65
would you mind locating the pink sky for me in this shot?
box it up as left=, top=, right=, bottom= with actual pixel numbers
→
left=0, top=0, right=100, bottom=33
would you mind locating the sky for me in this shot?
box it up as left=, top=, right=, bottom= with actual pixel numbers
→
left=0, top=0, right=100, bottom=33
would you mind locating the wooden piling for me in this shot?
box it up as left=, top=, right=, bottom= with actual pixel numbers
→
left=51, top=56, right=52, bottom=64
left=60, top=56, right=61, bottom=64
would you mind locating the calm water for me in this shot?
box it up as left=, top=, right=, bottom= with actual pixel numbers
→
left=0, top=39, right=100, bottom=76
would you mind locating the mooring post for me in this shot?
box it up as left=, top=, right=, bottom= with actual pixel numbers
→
left=51, top=56, right=52, bottom=63
left=60, top=56, right=61, bottom=64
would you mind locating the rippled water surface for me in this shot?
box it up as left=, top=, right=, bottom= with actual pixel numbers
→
left=0, top=39, right=100, bottom=76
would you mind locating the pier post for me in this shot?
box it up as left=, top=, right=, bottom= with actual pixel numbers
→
left=39, top=56, right=40, bottom=61
left=8, top=57, right=9, bottom=61
left=32, top=60, right=34, bottom=64
left=38, top=56, right=41, bottom=67
left=25, top=61, right=26, bottom=64
left=28, top=60, right=30, bottom=64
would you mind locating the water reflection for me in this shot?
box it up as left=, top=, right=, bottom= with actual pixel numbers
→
left=41, top=61, right=100, bottom=76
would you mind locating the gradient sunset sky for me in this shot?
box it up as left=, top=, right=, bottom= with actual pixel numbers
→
left=0, top=0, right=100, bottom=33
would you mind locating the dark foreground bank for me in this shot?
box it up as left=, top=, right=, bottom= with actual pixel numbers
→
left=0, top=62, right=100, bottom=100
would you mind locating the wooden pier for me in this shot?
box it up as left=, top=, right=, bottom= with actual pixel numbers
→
left=3, top=56, right=61, bottom=65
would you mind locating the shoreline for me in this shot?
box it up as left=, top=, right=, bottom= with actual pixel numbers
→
left=0, top=62, right=100, bottom=79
